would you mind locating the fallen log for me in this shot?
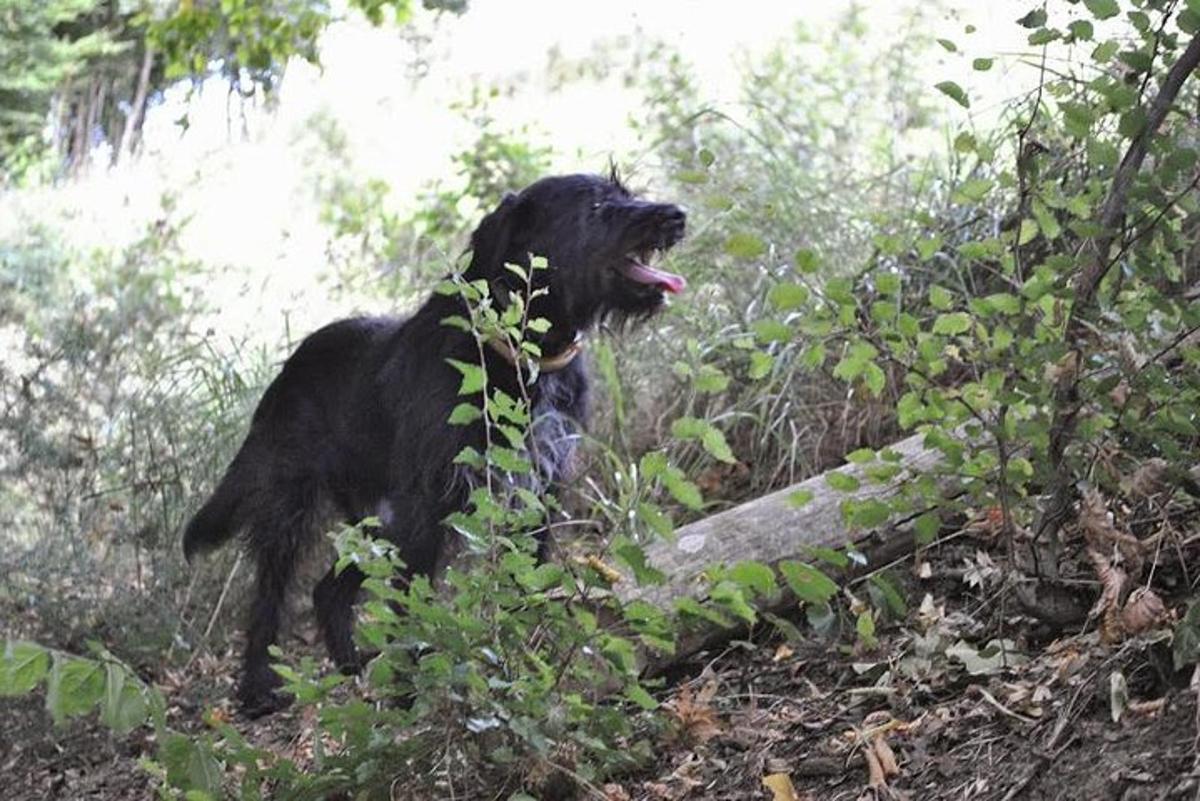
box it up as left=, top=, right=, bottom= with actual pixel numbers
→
left=615, top=430, right=948, bottom=611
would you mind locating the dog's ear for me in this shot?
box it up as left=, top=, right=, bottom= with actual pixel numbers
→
left=464, top=192, right=524, bottom=281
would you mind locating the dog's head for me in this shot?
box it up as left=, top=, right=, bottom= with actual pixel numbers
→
left=463, top=173, right=687, bottom=337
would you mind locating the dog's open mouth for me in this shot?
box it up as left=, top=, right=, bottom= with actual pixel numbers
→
left=618, top=247, right=687, bottom=294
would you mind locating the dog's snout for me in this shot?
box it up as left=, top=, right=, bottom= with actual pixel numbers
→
left=657, top=204, right=686, bottom=240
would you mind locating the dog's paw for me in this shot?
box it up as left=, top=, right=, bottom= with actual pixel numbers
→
left=238, top=687, right=294, bottom=719
left=337, top=648, right=380, bottom=676
left=237, top=669, right=293, bottom=719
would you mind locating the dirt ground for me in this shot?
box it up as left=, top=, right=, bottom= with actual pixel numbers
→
left=3, top=532, right=1199, bottom=801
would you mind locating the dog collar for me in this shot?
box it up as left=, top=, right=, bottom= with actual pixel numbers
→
left=487, top=333, right=583, bottom=373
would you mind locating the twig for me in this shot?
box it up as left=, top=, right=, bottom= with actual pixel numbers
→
left=1037, top=32, right=1200, bottom=541
left=971, top=685, right=1039, bottom=725
left=184, top=551, right=243, bottom=670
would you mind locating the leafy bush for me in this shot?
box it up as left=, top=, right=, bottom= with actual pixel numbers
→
left=0, top=204, right=272, bottom=659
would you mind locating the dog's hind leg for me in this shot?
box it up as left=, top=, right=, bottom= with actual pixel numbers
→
left=313, top=563, right=366, bottom=673
left=239, top=547, right=298, bottom=716
left=239, top=499, right=314, bottom=717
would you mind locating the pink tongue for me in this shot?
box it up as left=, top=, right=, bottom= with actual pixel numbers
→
left=622, top=260, right=687, bottom=294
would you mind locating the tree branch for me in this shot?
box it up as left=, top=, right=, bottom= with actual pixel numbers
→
left=1038, top=32, right=1200, bottom=539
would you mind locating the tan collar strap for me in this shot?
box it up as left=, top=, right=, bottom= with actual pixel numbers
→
left=487, top=333, right=583, bottom=373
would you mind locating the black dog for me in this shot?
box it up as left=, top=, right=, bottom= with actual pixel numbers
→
left=182, top=173, right=687, bottom=715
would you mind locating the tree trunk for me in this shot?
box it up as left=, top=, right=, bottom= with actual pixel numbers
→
left=1037, top=33, right=1200, bottom=540
left=116, top=46, right=155, bottom=164
left=615, top=430, right=945, bottom=610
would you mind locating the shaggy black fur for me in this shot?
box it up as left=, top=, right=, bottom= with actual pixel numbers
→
left=182, top=173, right=687, bottom=716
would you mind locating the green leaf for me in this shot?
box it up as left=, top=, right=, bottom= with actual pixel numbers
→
left=710, top=580, right=758, bottom=623
left=778, top=561, right=838, bottom=605
left=694, top=365, right=730, bottom=394
left=671, top=417, right=735, bottom=464
left=935, top=81, right=970, bottom=108
left=794, top=248, right=820, bottom=273
left=675, top=597, right=734, bottom=627
left=937, top=38, right=957, bottom=52
left=933, top=312, right=972, bottom=335
left=869, top=573, right=908, bottom=617
left=489, top=446, right=532, bottom=474
left=801, top=342, right=826, bottom=370
left=663, top=469, right=703, bottom=511
left=640, top=450, right=668, bottom=478
left=768, top=282, right=809, bottom=311
left=100, top=664, right=148, bottom=735
left=636, top=502, right=675, bottom=541
left=845, top=497, right=891, bottom=528
left=729, top=561, right=778, bottom=597
left=724, top=232, right=766, bottom=259
left=856, top=611, right=878, bottom=648
left=929, top=284, right=955, bottom=310
left=1084, top=0, right=1119, bottom=20
left=447, top=402, right=483, bottom=425
left=1017, top=8, right=1047, bottom=27
left=752, top=319, right=792, bottom=343
left=914, top=512, right=941, bottom=544
left=0, top=641, right=49, bottom=696
left=1060, top=102, right=1094, bottom=139
left=808, top=546, right=850, bottom=569
left=896, top=392, right=926, bottom=429
left=625, top=684, right=658, bottom=710
left=1028, top=27, right=1061, bottom=45
left=984, top=293, right=1021, bottom=315
left=788, top=489, right=814, bottom=507
left=846, top=448, right=876, bottom=464
left=46, top=655, right=105, bottom=725
left=875, top=272, right=901, bottom=295
left=614, top=541, right=666, bottom=586
left=972, top=57, right=994, bottom=71
left=160, top=733, right=223, bottom=794
left=953, top=177, right=994, bottom=204
left=863, top=363, right=886, bottom=397
left=1174, top=601, right=1200, bottom=669
left=825, top=471, right=861, bottom=492
left=1017, top=218, right=1039, bottom=245
left=1067, top=20, right=1094, bottom=40
left=1032, top=200, right=1061, bottom=240
left=446, top=359, right=485, bottom=395
left=1092, top=40, right=1119, bottom=62
left=748, top=350, right=773, bottom=380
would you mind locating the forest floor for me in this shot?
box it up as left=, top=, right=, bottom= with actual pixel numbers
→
left=3, top=526, right=1199, bottom=800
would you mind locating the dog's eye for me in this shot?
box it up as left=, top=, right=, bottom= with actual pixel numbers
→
left=591, top=201, right=602, bottom=212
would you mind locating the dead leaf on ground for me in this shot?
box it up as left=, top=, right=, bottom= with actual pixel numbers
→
left=1120, top=587, right=1167, bottom=634
left=1126, top=697, right=1167, bottom=718
left=1080, top=489, right=1144, bottom=575
left=848, top=711, right=904, bottom=790
left=1086, top=546, right=1127, bottom=644
left=665, top=679, right=723, bottom=744
left=602, top=783, right=632, bottom=801
left=763, top=772, right=800, bottom=801
left=1123, top=457, right=1168, bottom=498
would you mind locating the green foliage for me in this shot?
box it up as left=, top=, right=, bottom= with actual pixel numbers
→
left=616, top=7, right=945, bottom=503
left=149, top=0, right=469, bottom=88
left=1, top=204, right=271, bottom=658
left=0, top=0, right=125, bottom=180
left=410, top=88, right=553, bottom=248
left=1, top=639, right=166, bottom=737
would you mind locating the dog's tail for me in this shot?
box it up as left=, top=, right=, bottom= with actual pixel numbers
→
left=183, top=459, right=249, bottom=561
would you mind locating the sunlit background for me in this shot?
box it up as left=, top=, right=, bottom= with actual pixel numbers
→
left=1, top=0, right=1038, bottom=343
